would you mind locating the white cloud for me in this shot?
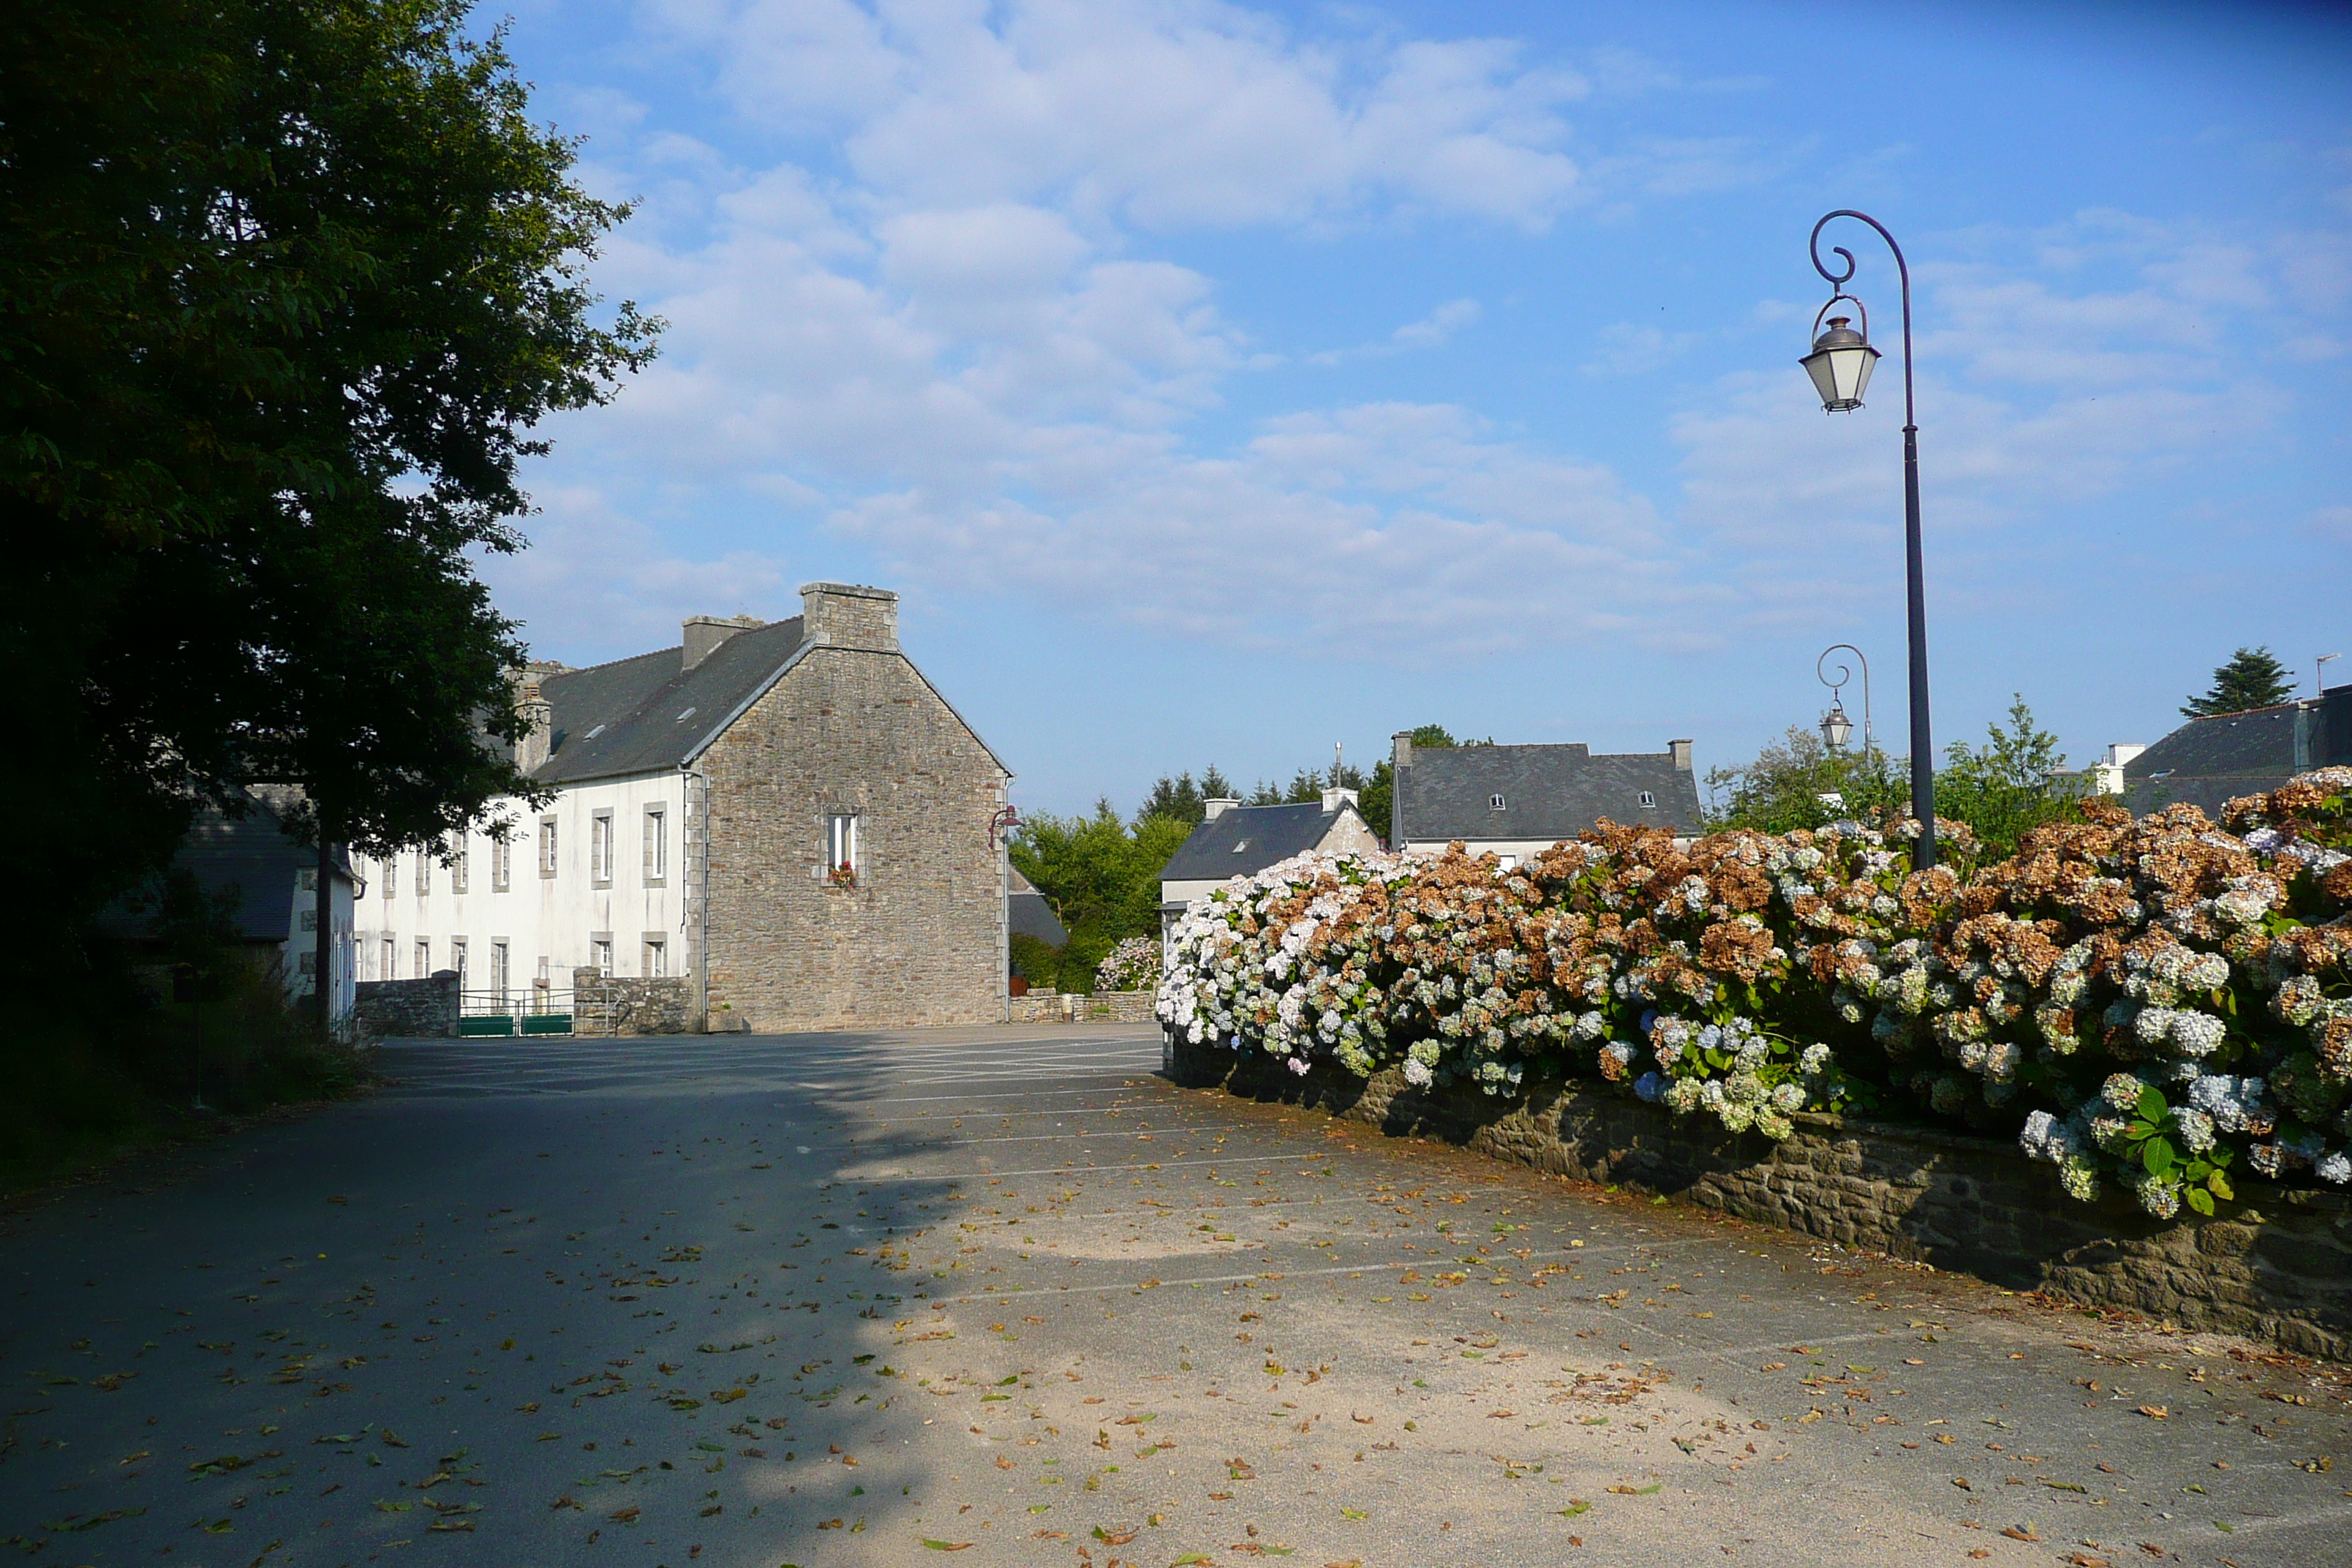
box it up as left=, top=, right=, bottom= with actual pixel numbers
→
left=1580, top=320, right=1703, bottom=376
left=658, top=0, right=1591, bottom=230
left=525, top=13, right=2345, bottom=671
left=1308, top=297, right=1482, bottom=363
left=832, top=400, right=1710, bottom=655
left=483, top=487, right=797, bottom=655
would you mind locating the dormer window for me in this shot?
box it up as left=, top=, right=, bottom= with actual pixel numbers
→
left=1489, top=793, right=1506, bottom=810
left=1638, top=790, right=1656, bottom=807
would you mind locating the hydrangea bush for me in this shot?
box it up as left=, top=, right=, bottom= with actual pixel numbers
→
left=1157, top=768, right=2352, bottom=1219
left=1093, top=935, right=1163, bottom=993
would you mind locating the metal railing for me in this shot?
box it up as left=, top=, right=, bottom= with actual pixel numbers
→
left=458, top=988, right=574, bottom=1037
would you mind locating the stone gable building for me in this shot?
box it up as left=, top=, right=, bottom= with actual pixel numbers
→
left=355, top=583, right=1013, bottom=1032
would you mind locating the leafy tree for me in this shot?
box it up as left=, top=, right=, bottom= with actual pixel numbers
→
left=1009, top=804, right=1190, bottom=990
left=2182, top=647, right=2296, bottom=717
left=1708, top=695, right=2078, bottom=858
left=1136, top=766, right=1236, bottom=826
left=1934, top=695, right=2078, bottom=856
left=1705, top=728, right=1909, bottom=835
left=3, top=0, right=655, bottom=970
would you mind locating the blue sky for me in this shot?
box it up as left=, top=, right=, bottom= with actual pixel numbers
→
left=480, top=0, right=2352, bottom=816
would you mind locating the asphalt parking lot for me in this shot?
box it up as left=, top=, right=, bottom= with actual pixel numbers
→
left=3, top=1022, right=2347, bottom=1568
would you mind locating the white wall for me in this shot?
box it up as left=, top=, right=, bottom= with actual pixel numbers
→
left=1399, top=837, right=1572, bottom=869
left=356, top=769, right=683, bottom=997
left=282, top=865, right=356, bottom=1026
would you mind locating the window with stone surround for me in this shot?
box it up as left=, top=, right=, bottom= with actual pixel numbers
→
left=591, top=810, right=615, bottom=887
left=826, top=813, right=860, bottom=877
left=644, top=805, right=668, bottom=886
left=538, top=815, right=558, bottom=878
left=491, top=834, right=511, bottom=892
left=643, top=935, right=667, bottom=978
left=451, top=834, right=470, bottom=894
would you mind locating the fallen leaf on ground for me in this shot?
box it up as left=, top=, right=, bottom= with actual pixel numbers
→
left=2137, top=1406, right=2168, bottom=1420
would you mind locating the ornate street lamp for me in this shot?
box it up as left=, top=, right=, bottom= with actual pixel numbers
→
left=1805, top=211, right=1938, bottom=869
left=1820, top=700, right=1854, bottom=753
left=1817, top=643, right=1874, bottom=756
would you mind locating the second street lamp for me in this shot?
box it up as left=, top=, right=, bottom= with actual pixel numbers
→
left=1805, top=210, right=1939, bottom=870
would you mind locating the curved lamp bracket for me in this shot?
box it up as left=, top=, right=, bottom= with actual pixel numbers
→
left=1812, top=292, right=1870, bottom=344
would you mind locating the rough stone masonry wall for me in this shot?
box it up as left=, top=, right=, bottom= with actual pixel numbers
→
left=572, top=968, right=693, bottom=1037
left=353, top=973, right=458, bottom=1039
left=1170, top=1036, right=2352, bottom=1360
left=701, top=622, right=1006, bottom=1032
left=1009, top=990, right=1156, bottom=1024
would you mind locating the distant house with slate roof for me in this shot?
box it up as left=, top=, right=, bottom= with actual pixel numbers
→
left=1157, top=790, right=1383, bottom=947
left=1390, top=732, right=1703, bottom=867
left=355, top=583, right=1016, bottom=1033
left=2119, top=683, right=2352, bottom=818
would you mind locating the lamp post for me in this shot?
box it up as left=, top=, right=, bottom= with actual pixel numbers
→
left=1804, top=211, right=1937, bottom=870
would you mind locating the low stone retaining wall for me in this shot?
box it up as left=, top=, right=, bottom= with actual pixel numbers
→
left=1169, top=1035, right=2352, bottom=1360
left=353, top=972, right=459, bottom=1038
left=572, top=970, right=694, bottom=1036
left=1010, top=990, right=1156, bottom=1024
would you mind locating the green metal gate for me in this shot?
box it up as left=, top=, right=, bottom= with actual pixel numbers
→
left=459, top=990, right=573, bottom=1037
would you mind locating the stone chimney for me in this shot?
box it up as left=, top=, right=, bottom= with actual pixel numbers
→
left=1321, top=787, right=1360, bottom=814
left=682, top=613, right=764, bottom=671
left=1392, top=730, right=1414, bottom=771
left=1202, top=798, right=1239, bottom=821
left=1668, top=738, right=1694, bottom=772
left=800, top=582, right=899, bottom=652
left=513, top=676, right=555, bottom=774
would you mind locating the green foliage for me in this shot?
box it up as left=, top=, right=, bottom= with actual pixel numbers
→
left=2183, top=646, right=2296, bottom=718
left=1704, top=726, right=1908, bottom=834
left=1009, top=804, right=1190, bottom=991
left=1934, top=696, right=2079, bottom=857
left=2121, top=1086, right=2234, bottom=1215
left=2, top=0, right=656, bottom=965
left=1709, top=696, right=2078, bottom=858
left=1136, top=766, right=1237, bottom=827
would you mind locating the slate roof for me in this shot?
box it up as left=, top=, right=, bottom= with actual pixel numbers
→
left=2121, top=690, right=2351, bottom=818
left=1158, top=801, right=1364, bottom=885
left=92, top=792, right=350, bottom=945
left=1398, top=744, right=1703, bottom=841
left=530, top=617, right=805, bottom=785
left=1008, top=867, right=1068, bottom=946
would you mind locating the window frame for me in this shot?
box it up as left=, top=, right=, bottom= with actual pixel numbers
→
left=826, top=812, right=861, bottom=875
left=538, top=815, right=559, bottom=879
left=451, top=834, right=470, bottom=895
left=642, top=934, right=667, bottom=979
left=490, top=939, right=510, bottom=998
left=415, top=938, right=431, bottom=977
left=643, top=804, right=668, bottom=886
left=491, top=834, right=511, bottom=892
left=590, top=809, right=616, bottom=888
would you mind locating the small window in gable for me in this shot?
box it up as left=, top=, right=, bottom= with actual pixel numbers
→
left=1489, top=793, right=1507, bottom=810
left=1638, top=790, right=1656, bottom=807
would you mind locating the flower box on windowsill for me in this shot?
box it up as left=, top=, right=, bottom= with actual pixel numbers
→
left=826, top=862, right=858, bottom=890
